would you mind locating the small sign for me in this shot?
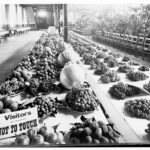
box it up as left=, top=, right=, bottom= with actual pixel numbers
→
left=0, top=107, right=39, bottom=139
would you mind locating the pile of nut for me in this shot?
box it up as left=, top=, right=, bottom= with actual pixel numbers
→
left=126, top=71, right=148, bottom=81
left=65, top=87, right=98, bottom=112
left=100, top=70, right=120, bottom=84
left=108, top=82, right=140, bottom=99
left=68, top=116, right=120, bottom=144
left=18, top=96, right=58, bottom=118
left=125, top=99, right=150, bottom=120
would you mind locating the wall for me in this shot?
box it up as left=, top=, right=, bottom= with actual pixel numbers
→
left=25, top=7, right=37, bottom=30
left=0, top=4, right=28, bottom=30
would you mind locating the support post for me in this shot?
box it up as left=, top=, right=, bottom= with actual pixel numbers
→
left=64, top=4, right=68, bottom=43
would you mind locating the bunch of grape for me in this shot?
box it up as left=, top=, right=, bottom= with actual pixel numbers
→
left=83, top=53, right=94, bottom=65
left=118, top=65, right=133, bottom=73
left=94, top=63, right=109, bottom=75
left=96, top=52, right=107, bottom=59
left=66, top=87, right=98, bottom=112
left=138, top=65, right=149, bottom=71
left=68, top=116, right=120, bottom=144
left=100, top=71, right=120, bottom=83
left=0, top=78, right=24, bottom=96
left=19, top=96, right=58, bottom=118
left=126, top=71, right=148, bottom=81
left=106, top=58, right=119, bottom=68
left=108, top=82, right=140, bottom=99
left=104, top=56, right=115, bottom=63
left=26, top=78, right=41, bottom=96
left=125, top=99, right=150, bottom=120
left=90, top=61, right=97, bottom=70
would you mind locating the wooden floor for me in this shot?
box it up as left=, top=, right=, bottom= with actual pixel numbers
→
left=0, top=31, right=44, bottom=84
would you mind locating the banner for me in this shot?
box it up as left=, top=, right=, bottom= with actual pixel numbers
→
left=0, top=107, right=39, bottom=139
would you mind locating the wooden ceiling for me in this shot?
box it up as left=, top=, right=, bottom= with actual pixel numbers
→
left=20, top=4, right=62, bottom=10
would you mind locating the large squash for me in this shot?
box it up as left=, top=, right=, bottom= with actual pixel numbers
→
left=60, top=62, right=85, bottom=89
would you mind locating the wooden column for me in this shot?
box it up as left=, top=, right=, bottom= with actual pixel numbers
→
left=63, top=4, right=68, bottom=43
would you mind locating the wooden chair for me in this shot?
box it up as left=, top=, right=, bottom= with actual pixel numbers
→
left=143, top=38, right=150, bottom=60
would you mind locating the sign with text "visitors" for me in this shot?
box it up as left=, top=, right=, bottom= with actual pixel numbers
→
left=0, top=107, right=38, bottom=139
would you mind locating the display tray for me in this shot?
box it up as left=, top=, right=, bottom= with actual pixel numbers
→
left=71, top=33, right=150, bottom=143
left=0, top=84, right=109, bottom=145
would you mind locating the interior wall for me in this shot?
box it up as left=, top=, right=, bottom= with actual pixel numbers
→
left=0, top=4, right=28, bottom=30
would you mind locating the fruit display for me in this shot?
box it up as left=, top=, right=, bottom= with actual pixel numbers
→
left=0, top=78, right=24, bottom=96
left=65, top=86, right=98, bottom=112
left=126, top=71, right=148, bottom=81
left=14, top=125, right=65, bottom=145
left=122, top=56, right=130, bottom=62
left=108, top=82, right=140, bottom=99
left=67, top=116, right=120, bottom=144
left=18, top=96, right=57, bottom=118
left=106, top=58, right=119, bottom=68
left=83, top=53, right=94, bottom=65
left=138, top=65, right=149, bottom=71
left=94, top=63, right=109, bottom=75
left=118, top=65, right=134, bottom=73
left=60, top=62, right=86, bottom=89
left=90, top=61, right=97, bottom=70
left=95, top=52, right=107, bottom=59
left=100, top=70, right=120, bottom=84
left=128, top=61, right=139, bottom=66
left=0, top=96, right=19, bottom=113
left=125, top=99, right=150, bottom=120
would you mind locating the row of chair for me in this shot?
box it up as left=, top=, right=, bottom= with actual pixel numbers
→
left=94, top=31, right=150, bottom=59
left=0, top=27, right=31, bottom=43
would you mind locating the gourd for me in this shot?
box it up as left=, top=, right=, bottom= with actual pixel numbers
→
left=60, top=62, right=85, bottom=89
left=57, top=44, right=80, bottom=66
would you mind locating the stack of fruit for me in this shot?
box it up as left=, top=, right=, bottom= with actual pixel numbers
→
left=68, top=116, right=120, bottom=144
left=125, top=99, right=150, bottom=120
left=95, top=52, right=107, bottom=59
left=126, top=71, right=148, bottom=81
left=83, top=53, right=94, bottom=65
left=108, top=82, right=140, bottom=99
left=65, top=87, right=98, bottom=112
left=118, top=65, right=134, bottom=73
left=100, top=70, right=120, bottom=84
left=14, top=125, right=65, bottom=145
left=18, top=96, right=57, bottom=118
left=0, top=96, right=19, bottom=113
left=94, top=63, right=109, bottom=75
left=0, top=78, right=24, bottom=96
left=138, top=65, right=149, bottom=71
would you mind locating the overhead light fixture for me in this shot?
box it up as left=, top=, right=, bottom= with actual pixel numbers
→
left=38, top=11, right=47, bottom=17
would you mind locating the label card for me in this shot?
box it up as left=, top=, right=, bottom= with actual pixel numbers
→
left=0, top=107, right=39, bottom=139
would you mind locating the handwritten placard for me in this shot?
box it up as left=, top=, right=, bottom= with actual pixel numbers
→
left=0, top=107, right=38, bottom=139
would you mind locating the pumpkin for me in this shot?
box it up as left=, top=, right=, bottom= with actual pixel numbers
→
left=60, top=62, right=85, bottom=89
left=58, top=44, right=80, bottom=66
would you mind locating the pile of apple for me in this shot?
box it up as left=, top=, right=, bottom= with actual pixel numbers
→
left=14, top=124, right=65, bottom=146
left=0, top=96, right=19, bottom=113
